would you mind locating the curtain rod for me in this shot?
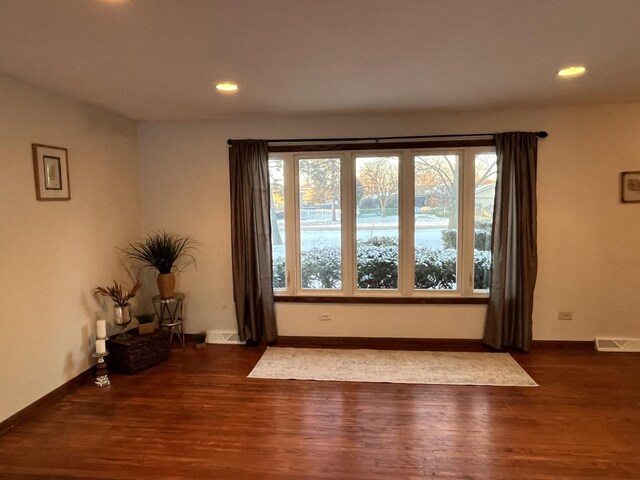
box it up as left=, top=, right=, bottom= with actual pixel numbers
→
left=226, top=131, right=548, bottom=145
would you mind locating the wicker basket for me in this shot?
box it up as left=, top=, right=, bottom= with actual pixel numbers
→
left=107, top=329, right=170, bottom=374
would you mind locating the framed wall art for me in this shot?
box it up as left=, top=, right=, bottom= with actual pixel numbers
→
left=621, top=171, right=640, bottom=203
left=32, top=144, right=70, bottom=201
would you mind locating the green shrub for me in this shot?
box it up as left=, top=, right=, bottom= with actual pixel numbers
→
left=414, top=248, right=457, bottom=289
left=273, top=240, right=492, bottom=291
left=361, top=236, right=398, bottom=247
left=421, top=207, right=449, bottom=218
left=441, top=230, right=457, bottom=250
left=359, top=196, right=379, bottom=210
left=475, top=219, right=492, bottom=232
left=301, top=247, right=342, bottom=289
left=441, top=229, right=491, bottom=251
left=357, top=243, right=398, bottom=289
left=358, top=208, right=380, bottom=217
left=273, top=256, right=286, bottom=289
left=474, top=231, right=491, bottom=251
left=474, top=250, right=492, bottom=290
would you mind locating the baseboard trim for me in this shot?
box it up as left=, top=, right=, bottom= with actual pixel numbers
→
left=531, top=340, right=594, bottom=349
left=277, top=336, right=594, bottom=350
left=277, top=336, right=489, bottom=350
left=0, top=366, right=93, bottom=437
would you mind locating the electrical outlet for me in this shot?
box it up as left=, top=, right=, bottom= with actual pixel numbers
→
left=319, top=313, right=331, bottom=321
left=557, top=311, right=573, bottom=321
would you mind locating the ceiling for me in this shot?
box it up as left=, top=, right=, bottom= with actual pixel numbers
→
left=1, top=0, right=640, bottom=121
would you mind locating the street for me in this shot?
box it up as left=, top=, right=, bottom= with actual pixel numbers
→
left=272, top=222, right=449, bottom=258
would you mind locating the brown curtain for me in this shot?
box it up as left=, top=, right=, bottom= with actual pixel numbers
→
left=229, top=140, right=278, bottom=344
left=483, top=132, right=538, bottom=351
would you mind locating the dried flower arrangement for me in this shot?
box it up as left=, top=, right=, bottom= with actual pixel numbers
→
left=94, top=281, right=142, bottom=306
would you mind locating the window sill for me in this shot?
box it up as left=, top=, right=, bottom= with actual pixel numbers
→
left=274, top=296, right=489, bottom=305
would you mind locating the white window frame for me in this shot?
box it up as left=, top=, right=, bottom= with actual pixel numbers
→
left=269, top=145, right=495, bottom=299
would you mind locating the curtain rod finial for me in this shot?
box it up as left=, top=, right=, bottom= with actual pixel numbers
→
left=536, top=131, right=549, bottom=138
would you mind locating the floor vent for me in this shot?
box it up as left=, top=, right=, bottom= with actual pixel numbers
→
left=206, top=330, right=245, bottom=345
left=594, top=337, right=640, bottom=352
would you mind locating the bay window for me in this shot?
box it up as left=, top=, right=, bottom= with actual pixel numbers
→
left=269, top=144, right=496, bottom=300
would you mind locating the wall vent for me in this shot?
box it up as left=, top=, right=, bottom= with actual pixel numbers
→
left=206, top=330, right=245, bottom=345
left=594, top=337, right=640, bottom=352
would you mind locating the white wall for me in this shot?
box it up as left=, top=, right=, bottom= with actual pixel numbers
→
left=5, top=71, right=636, bottom=427
left=138, top=104, right=640, bottom=342
left=0, top=74, right=140, bottom=423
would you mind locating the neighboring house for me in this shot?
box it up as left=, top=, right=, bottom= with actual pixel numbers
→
left=475, top=183, right=495, bottom=218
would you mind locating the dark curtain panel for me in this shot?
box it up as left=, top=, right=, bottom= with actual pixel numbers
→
left=229, top=140, right=278, bottom=343
left=483, top=132, right=539, bottom=351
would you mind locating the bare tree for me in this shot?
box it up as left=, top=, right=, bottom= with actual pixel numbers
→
left=415, top=154, right=497, bottom=228
left=299, top=158, right=341, bottom=221
left=358, top=157, right=399, bottom=218
left=474, top=154, right=497, bottom=188
left=416, top=154, right=496, bottom=197
left=415, top=155, right=458, bottom=227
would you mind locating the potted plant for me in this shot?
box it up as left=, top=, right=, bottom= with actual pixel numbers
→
left=135, top=313, right=156, bottom=335
left=94, top=281, right=142, bottom=339
left=123, top=231, right=198, bottom=299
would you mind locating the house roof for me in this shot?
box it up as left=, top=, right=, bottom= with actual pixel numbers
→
left=1, top=0, right=640, bottom=121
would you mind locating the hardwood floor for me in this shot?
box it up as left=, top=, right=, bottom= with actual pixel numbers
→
left=0, top=341, right=638, bottom=479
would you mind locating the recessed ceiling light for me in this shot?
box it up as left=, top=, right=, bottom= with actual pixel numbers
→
left=215, top=82, right=239, bottom=93
left=557, top=66, right=586, bottom=78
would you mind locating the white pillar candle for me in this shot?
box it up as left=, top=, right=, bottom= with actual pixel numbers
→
left=96, top=319, right=107, bottom=339
left=96, top=339, right=106, bottom=355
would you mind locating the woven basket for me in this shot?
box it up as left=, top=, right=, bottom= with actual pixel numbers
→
left=156, top=273, right=175, bottom=299
left=107, top=329, right=170, bottom=374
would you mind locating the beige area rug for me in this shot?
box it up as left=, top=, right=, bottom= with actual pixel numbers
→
left=248, top=347, right=537, bottom=387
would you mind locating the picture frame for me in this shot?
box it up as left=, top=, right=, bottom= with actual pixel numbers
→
left=32, top=144, right=70, bottom=201
left=621, top=171, right=640, bottom=203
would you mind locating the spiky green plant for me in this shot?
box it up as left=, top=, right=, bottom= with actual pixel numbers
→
left=123, top=231, right=198, bottom=274
left=94, top=281, right=142, bottom=306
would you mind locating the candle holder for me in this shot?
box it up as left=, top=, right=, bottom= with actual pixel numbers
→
left=92, top=350, right=111, bottom=388
left=114, top=304, right=133, bottom=340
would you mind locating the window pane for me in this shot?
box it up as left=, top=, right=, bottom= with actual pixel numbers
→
left=414, top=154, right=459, bottom=290
left=356, top=156, right=399, bottom=289
left=269, top=159, right=286, bottom=289
left=474, top=153, right=497, bottom=290
left=298, top=158, right=342, bottom=289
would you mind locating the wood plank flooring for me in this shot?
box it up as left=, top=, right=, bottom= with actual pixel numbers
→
left=0, top=341, right=638, bottom=479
